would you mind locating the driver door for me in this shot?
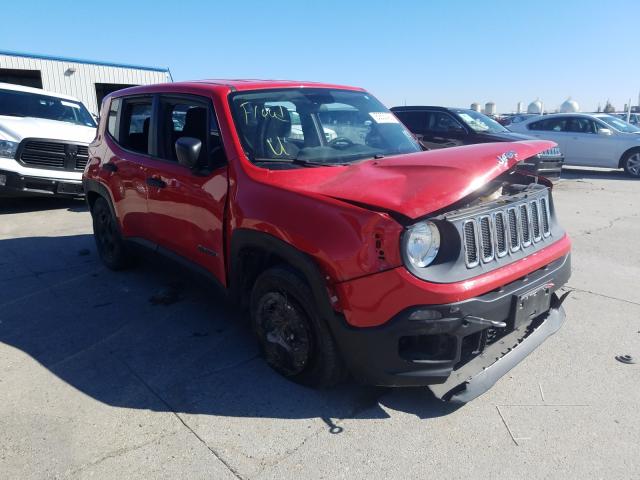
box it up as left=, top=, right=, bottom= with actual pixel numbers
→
left=144, top=94, right=229, bottom=283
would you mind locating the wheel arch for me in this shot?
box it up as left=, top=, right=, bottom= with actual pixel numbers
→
left=83, top=179, right=118, bottom=220
left=229, top=229, right=336, bottom=319
left=619, top=146, right=640, bottom=169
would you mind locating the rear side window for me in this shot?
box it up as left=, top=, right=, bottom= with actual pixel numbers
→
left=119, top=99, right=152, bottom=154
left=529, top=117, right=567, bottom=132
left=394, top=111, right=427, bottom=133
left=107, top=98, right=120, bottom=140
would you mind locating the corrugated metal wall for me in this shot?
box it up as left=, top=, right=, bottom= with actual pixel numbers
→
left=0, top=53, right=171, bottom=114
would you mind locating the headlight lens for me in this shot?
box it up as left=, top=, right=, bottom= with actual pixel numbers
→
left=405, top=221, right=440, bottom=268
left=0, top=140, right=18, bottom=158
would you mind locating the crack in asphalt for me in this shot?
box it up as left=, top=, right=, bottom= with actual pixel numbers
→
left=573, top=212, right=640, bottom=237
left=565, top=285, right=640, bottom=308
left=62, top=430, right=180, bottom=478
left=117, top=357, right=245, bottom=480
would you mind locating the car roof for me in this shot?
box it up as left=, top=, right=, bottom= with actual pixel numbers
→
left=391, top=106, right=453, bottom=112
left=109, top=79, right=367, bottom=99
left=0, top=82, right=83, bottom=102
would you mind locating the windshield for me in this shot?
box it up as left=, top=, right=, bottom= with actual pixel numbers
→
left=597, top=115, right=640, bottom=133
left=453, top=109, right=508, bottom=133
left=229, top=88, right=421, bottom=167
left=0, top=88, right=96, bottom=127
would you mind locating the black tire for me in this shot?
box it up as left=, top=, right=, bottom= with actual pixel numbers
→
left=621, top=149, right=640, bottom=178
left=91, top=196, right=133, bottom=270
left=250, top=266, right=347, bottom=387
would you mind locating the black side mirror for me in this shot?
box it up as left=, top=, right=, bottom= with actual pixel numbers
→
left=175, top=137, right=202, bottom=169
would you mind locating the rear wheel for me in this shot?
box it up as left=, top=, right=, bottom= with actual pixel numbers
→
left=91, top=197, right=132, bottom=270
left=622, top=150, right=640, bottom=178
left=250, top=266, right=346, bottom=387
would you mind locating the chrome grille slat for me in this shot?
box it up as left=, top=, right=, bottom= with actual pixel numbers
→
left=531, top=200, right=542, bottom=241
left=493, top=211, right=508, bottom=258
left=540, top=197, right=550, bottom=236
left=461, top=191, right=552, bottom=269
left=463, top=220, right=479, bottom=268
left=519, top=204, right=532, bottom=247
left=479, top=216, right=494, bottom=262
left=507, top=207, right=520, bottom=252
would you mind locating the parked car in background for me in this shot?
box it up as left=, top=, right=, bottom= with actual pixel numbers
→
left=0, top=82, right=96, bottom=197
left=509, top=113, right=640, bottom=177
left=500, top=113, right=538, bottom=126
left=390, top=106, right=563, bottom=178
left=83, top=80, right=571, bottom=403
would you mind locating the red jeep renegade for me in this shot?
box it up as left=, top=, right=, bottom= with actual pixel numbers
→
left=84, top=80, right=571, bottom=403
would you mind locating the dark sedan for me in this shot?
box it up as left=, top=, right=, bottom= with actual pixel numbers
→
left=391, top=106, right=563, bottom=178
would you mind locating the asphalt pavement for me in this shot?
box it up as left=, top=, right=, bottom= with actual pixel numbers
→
left=0, top=167, right=638, bottom=479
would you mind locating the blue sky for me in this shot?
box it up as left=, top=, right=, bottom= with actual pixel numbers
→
left=2, top=0, right=639, bottom=112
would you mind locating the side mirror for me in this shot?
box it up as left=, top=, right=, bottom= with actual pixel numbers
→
left=598, top=128, right=613, bottom=136
left=175, top=137, right=202, bottom=169
left=448, top=125, right=465, bottom=133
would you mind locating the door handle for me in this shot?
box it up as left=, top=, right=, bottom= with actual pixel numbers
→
left=102, top=162, right=118, bottom=172
left=146, top=177, right=167, bottom=188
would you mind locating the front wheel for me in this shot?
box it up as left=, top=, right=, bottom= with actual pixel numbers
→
left=622, top=150, right=640, bottom=178
left=250, top=266, right=347, bottom=387
left=91, top=196, right=133, bottom=270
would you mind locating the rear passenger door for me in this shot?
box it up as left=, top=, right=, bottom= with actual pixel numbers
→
left=144, top=94, right=229, bottom=283
left=101, top=95, right=155, bottom=239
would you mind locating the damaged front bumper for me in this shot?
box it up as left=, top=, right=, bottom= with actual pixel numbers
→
left=327, top=254, right=571, bottom=401
left=430, top=303, right=566, bottom=403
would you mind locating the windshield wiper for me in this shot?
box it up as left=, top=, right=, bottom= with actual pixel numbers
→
left=1, top=112, right=27, bottom=117
left=253, top=157, right=347, bottom=167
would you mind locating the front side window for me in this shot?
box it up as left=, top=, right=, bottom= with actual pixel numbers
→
left=428, top=112, right=465, bottom=133
left=565, top=117, right=597, bottom=134
left=0, top=88, right=96, bottom=127
left=157, top=96, right=224, bottom=167
left=453, top=109, right=507, bottom=133
left=229, top=88, right=421, bottom=167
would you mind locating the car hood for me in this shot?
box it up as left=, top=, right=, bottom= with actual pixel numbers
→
left=277, top=140, right=556, bottom=219
left=0, top=115, right=96, bottom=143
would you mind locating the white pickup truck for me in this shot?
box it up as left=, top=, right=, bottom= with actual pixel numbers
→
left=0, top=82, right=96, bottom=197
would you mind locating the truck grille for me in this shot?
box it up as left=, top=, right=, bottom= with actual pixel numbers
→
left=19, top=139, right=89, bottom=171
left=462, top=193, right=551, bottom=268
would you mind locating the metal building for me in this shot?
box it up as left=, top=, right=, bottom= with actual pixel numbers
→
left=0, top=50, right=171, bottom=114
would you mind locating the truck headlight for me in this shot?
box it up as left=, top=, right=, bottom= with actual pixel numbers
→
left=0, top=140, right=18, bottom=158
left=404, top=221, right=440, bottom=268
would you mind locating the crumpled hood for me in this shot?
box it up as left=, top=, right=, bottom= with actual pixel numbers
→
left=282, top=140, right=556, bottom=219
left=0, top=115, right=96, bottom=143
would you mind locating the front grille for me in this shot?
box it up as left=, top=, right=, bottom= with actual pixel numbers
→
left=462, top=190, right=552, bottom=268
left=19, top=139, right=89, bottom=172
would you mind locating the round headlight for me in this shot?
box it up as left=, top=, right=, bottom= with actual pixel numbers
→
left=405, top=221, right=440, bottom=268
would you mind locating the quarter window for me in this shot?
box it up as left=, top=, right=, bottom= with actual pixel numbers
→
left=107, top=98, right=120, bottom=140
